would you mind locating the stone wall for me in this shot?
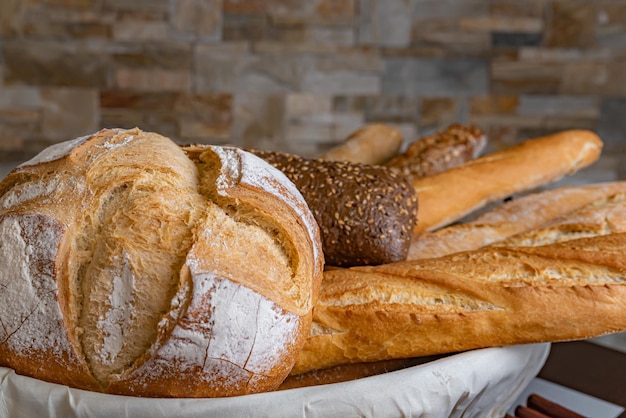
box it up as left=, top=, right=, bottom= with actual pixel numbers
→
left=1, top=0, right=625, bottom=183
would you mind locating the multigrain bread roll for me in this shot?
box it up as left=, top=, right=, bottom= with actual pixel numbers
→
left=385, top=124, right=487, bottom=180
left=411, top=129, right=603, bottom=234
left=319, top=124, right=403, bottom=165
left=292, top=233, right=626, bottom=374
left=408, top=182, right=626, bottom=260
left=0, top=128, right=323, bottom=398
left=244, top=150, right=419, bottom=267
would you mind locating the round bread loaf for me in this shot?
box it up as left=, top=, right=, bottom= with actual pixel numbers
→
left=0, top=128, right=323, bottom=398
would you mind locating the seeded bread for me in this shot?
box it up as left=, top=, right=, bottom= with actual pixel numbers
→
left=247, top=150, right=419, bottom=267
left=385, top=124, right=487, bottom=180
left=0, top=128, right=323, bottom=398
left=292, top=233, right=626, bottom=374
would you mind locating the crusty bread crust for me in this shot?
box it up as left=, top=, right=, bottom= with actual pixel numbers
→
left=320, top=124, right=403, bottom=165
left=408, top=182, right=626, bottom=260
left=292, top=233, right=626, bottom=374
left=385, top=124, right=487, bottom=180
left=0, top=128, right=323, bottom=398
left=491, top=191, right=626, bottom=248
left=411, top=129, right=603, bottom=234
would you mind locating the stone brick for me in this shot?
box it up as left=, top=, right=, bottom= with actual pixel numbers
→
left=267, top=0, right=356, bottom=25
left=112, top=20, right=169, bottom=40
left=115, top=68, right=192, bottom=91
left=100, top=91, right=179, bottom=111
left=0, top=87, right=42, bottom=109
left=252, top=41, right=344, bottom=54
left=174, top=93, right=233, bottom=139
left=358, top=0, right=412, bottom=47
left=41, top=0, right=101, bottom=9
left=171, top=0, right=222, bottom=40
left=598, top=98, right=626, bottom=152
left=361, top=96, right=420, bottom=124
left=469, top=96, right=519, bottom=116
left=411, top=30, right=491, bottom=56
left=284, top=120, right=333, bottom=144
left=314, top=0, right=357, bottom=22
left=113, top=43, right=192, bottom=70
left=1, top=0, right=626, bottom=184
left=561, top=61, right=626, bottom=96
left=413, top=0, right=489, bottom=20
left=284, top=106, right=365, bottom=144
left=2, top=40, right=111, bottom=87
left=382, top=58, right=488, bottom=95
left=458, top=16, right=543, bottom=33
left=544, top=1, right=597, bottom=48
left=222, top=14, right=269, bottom=41
left=491, top=32, right=542, bottom=48
left=0, top=108, right=40, bottom=125
left=104, top=0, right=169, bottom=14
left=470, top=95, right=600, bottom=135
left=0, top=0, right=22, bottom=37
left=419, top=97, right=462, bottom=128
left=19, top=11, right=112, bottom=39
left=306, top=26, right=355, bottom=46
left=596, top=3, right=626, bottom=48
left=223, top=0, right=269, bottom=14
left=40, top=88, right=99, bottom=141
left=179, top=117, right=231, bottom=140
left=518, top=47, right=613, bottom=62
left=490, top=58, right=564, bottom=94
left=300, top=71, right=380, bottom=94
left=517, top=95, right=600, bottom=119
left=285, top=94, right=333, bottom=117
left=195, top=44, right=300, bottom=93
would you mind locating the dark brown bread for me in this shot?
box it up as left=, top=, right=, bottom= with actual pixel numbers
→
left=250, top=150, right=419, bottom=267
left=385, top=124, right=487, bottom=180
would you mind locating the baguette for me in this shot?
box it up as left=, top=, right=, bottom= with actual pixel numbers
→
left=319, top=124, right=403, bottom=165
left=292, top=233, right=626, bottom=374
left=411, top=130, right=603, bottom=234
left=385, top=124, right=487, bottom=180
left=491, top=191, right=626, bottom=248
left=408, top=182, right=626, bottom=260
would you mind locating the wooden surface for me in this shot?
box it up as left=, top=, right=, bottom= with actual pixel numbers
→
left=538, top=341, right=626, bottom=417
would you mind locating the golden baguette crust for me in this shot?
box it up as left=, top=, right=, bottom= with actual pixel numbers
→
left=491, top=192, right=626, bottom=248
left=411, top=129, right=603, bottom=234
left=320, top=124, right=403, bottom=165
left=408, top=182, right=626, bottom=260
left=292, top=233, right=626, bottom=374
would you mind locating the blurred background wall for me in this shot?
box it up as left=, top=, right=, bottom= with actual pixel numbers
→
left=0, top=0, right=625, bottom=182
